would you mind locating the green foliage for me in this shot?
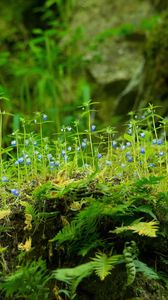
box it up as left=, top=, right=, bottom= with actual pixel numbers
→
left=91, top=252, right=123, bottom=280
left=0, top=258, right=50, bottom=299
left=123, top=241, right=137, bottom=286
left=112, top=219, right=159, bottom=237
left=134, top=260, right=159, bottom=280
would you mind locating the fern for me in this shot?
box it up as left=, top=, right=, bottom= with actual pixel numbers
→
left=0, top=258, right=50, bottom=300
left=123, top=241, right=137, bottom=286
left=112, top=219, right=159, bottom=237
left=91, top=252, right=123, bottom=280
left=134, top=260, right=159, bottom=280
left=53, top=262, right=93, bottom=300
left=51, top=221, right=77, bottom=243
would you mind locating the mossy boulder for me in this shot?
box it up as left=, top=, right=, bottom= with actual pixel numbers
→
left=139, top=11, right=168, bottom=115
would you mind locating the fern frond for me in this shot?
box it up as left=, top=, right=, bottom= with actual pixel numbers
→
left=123, top=242, right=137, bottom=286
left=51, top=221, right=77, bottom=243
left=112, top=219, right=159, bottom=237
left=134, top=260, right=159, bottom=280
left=91, top=252, right=123, bottom=280
left=0, top=258, right=50, bottom=299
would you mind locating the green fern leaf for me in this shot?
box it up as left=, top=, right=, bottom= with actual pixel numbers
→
left=91, top=252, right=123, bottom=280
left=112, top=219, right=159, bottom=237
left=134, top=260, right=159, bottom=280
left=51, top=221, right=77, bottom=243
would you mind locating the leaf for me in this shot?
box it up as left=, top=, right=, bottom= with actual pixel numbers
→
left=91, top=252, right=123, bottom=280
left=134, top=260, right=159, bottom=280
left=0, top=210, right=11, bottom=220
left=112, top=219, right=159, bottom=237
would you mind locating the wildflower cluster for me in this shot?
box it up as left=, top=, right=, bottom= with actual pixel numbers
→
left=1, top=107, right=168, bottom=201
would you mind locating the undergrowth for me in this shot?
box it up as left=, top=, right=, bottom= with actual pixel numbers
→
left=0, top=103, right=168, bottom=299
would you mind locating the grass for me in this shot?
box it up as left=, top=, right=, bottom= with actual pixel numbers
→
left=0, top=103, right=168, bottom=299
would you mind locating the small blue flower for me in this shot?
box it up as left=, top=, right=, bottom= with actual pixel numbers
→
left=81, top=142, right=87, bottom=149
left=47, top=153, right=53, bottom=160
left=26, top=158, right=31, bottom=166
left=127, top=156, right=133, bottom=162
left=11, top=189, right=19, bottom=197
left=112, top=141, right=117, bottom=148
left=49, top=161, right=55, bottom=167
left=67, top=126, right=72, bottom=132
left=126, top=142, right=131, bottom=147
left=91, top=125, right=96, bottom=132
left=157, top=139, right=163, bottom=145
left=61, top=150, right=66, bottom=156
left=140, top=132, right=145, bottom=138
left=125, top=151, right=131, bottom=157
left=128, top=129, right=132, bottom=135
left=42, top=114, right=48, bottom=121
left=149, top=163, right=155, bottom=168
left=76, top=146, right=80, bottom=151
left=14, top=160, right=19, bottom=165
left=18, top=157, right=24, bottom=164
left=38, top=154, right=42, bottom=160
left=11, top=140, right=17, bottom=147
left=68, top=146, right=72, bottom=151
left=55, top=161, right=60, bottom=167
left=159, top=151, right=164, bottom=157
left=140, top=147, right=145, bottom=154
left=152, top=139, right=157, bottom=145
left=1, top=176, right=9, bottom=183
left=97, top=153, right=102, bottom=159
left=121, top=145, right=126, bottom=150
left=34, top=150, right=39, bottom=155
left=33, top=141, right=37, bottom=146
left=105, top=160, right=112, bottom=166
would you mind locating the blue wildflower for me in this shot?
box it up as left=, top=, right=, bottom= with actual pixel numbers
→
left=140, top=147, right=145, bottom=154
left=55, top=161, right=60, bottom=167
left=1, top=176, right=9, bottom=183
left=11, top=189, right=19, bottom=197
left=81, top=142, right=87, bottom=149
left=49, top=161, right=55, bottom=167
left=112, top=141, right=117, bottom=148
left=97, top=153, right=102, bottom=159
left=140, top=132, right=145, bottom=138
left=68, top=146, right=72, bottom=151
left=157, top=139, right=163, bottom=145
left=91, top=125, right=96, bottom=132
left=105, top=160, right=112, bottom=166
left=47, top=153, right=53, bottom=160
left=11, top=140, right=17, bottom=146
left=26, top=158, right=31, bottom=166
left=42, top=114, right=48, bottom=121
left=18, top=157, right=24, bottom=164
left=152, top=139, right=157, bottom=145
left=159, top=151, right=164, bottom=156
left=61, top=150, right=66, bottom=156
left=67, top=126, right=72, bottom=132
left=149, top=163, right=155, bottom=168
left=127, top=156, right=133, bottom=162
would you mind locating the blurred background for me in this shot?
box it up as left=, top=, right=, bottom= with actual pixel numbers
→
left=1, top=0, right=168, bottom=135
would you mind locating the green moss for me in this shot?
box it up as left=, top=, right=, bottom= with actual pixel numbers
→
left=143, top=11, right=168, bottom=112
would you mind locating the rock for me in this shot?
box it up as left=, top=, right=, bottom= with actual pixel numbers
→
left=69, top=0, right=156, bottom=122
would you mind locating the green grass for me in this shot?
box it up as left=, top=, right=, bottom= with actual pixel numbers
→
left=0, top=104, right=168, bottom=299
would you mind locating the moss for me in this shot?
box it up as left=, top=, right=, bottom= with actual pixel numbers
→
left=143, top=11, right=168, bottom=113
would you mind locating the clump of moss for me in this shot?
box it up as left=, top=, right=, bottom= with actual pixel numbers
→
left=143, top=11, right=168, bottom=114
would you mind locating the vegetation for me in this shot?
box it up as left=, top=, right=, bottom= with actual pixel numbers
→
left=0, top=103, right=168, bottom=299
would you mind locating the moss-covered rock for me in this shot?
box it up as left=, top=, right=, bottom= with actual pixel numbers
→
left=140, top=11, right=168, bottom=115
